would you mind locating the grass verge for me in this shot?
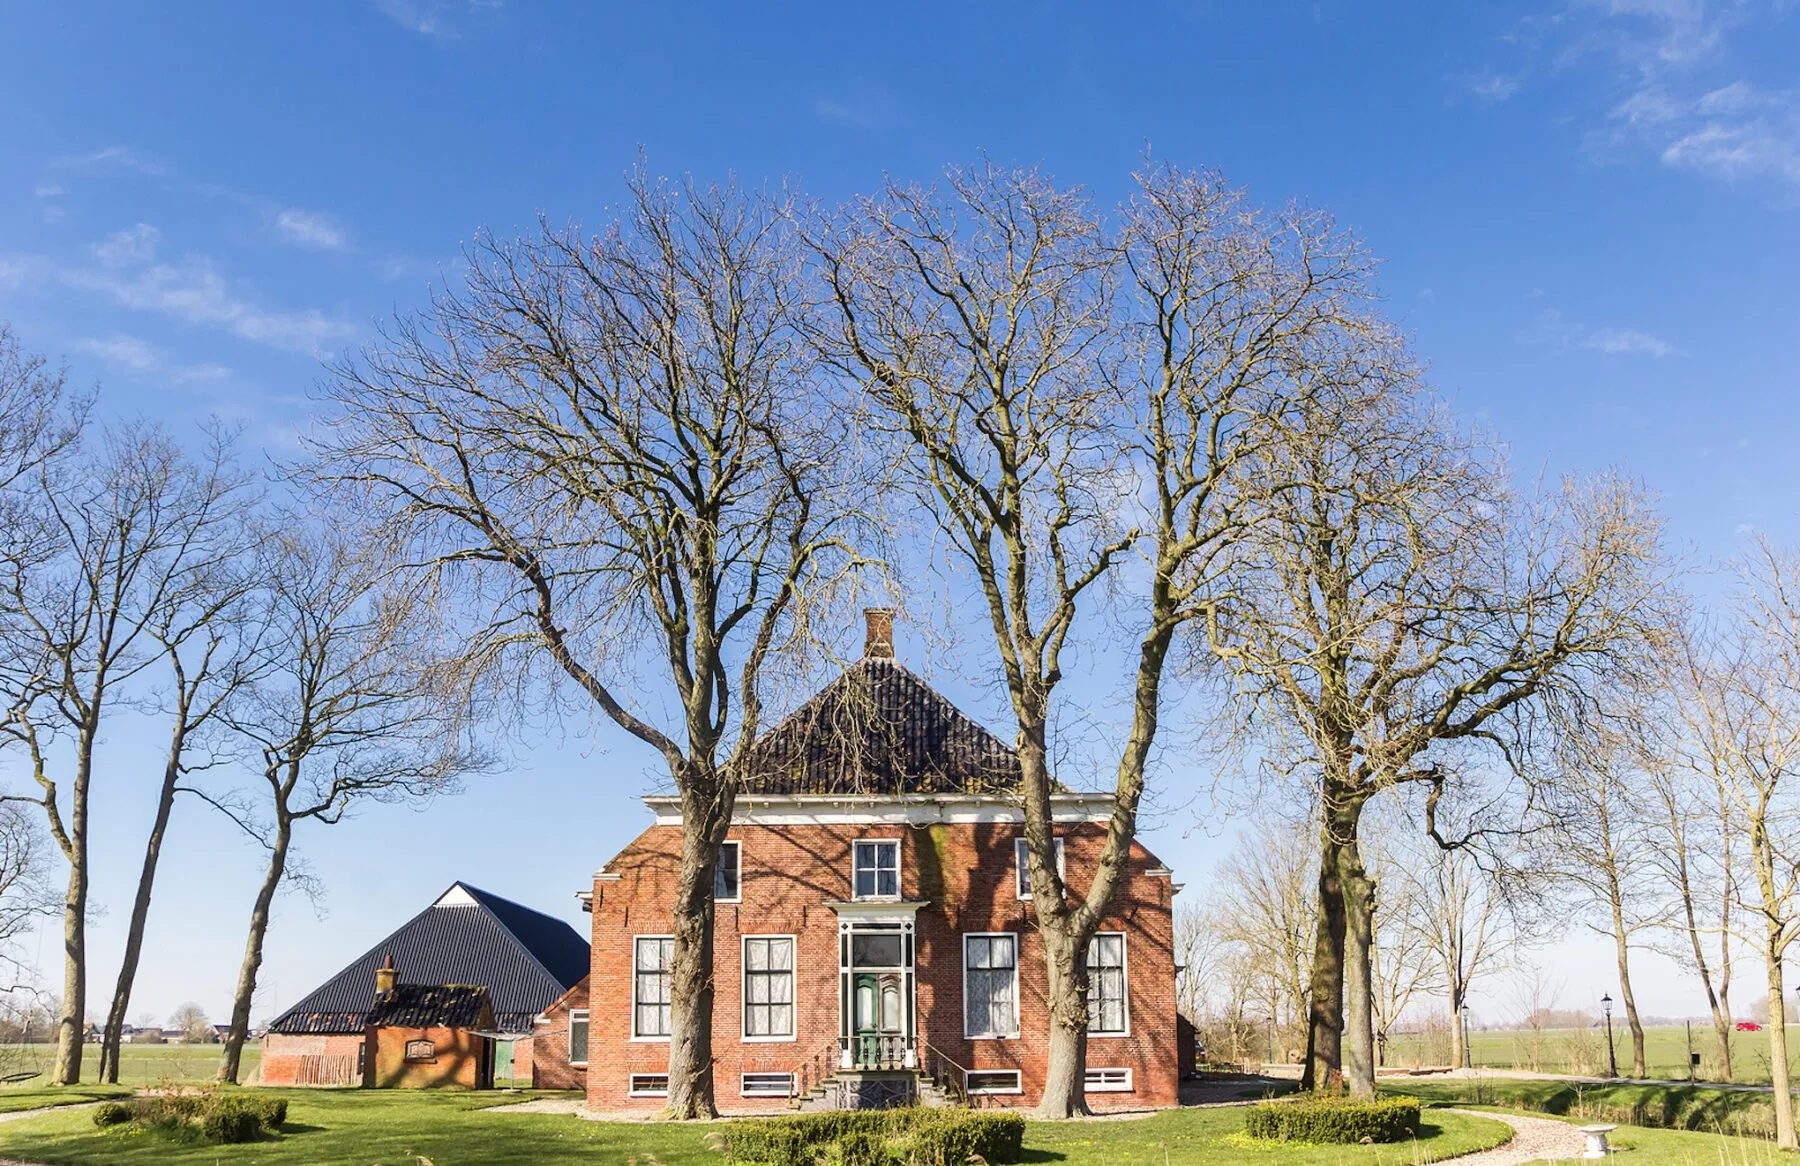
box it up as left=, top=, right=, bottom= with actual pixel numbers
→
left=0, top=1088, right=1513, bottom=1165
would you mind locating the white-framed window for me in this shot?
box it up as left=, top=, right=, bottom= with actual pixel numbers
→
left=966, top=1069, right=1023, bottom=1095
left=852, top=839, right=900, bottom=900
left=1014, top=837, right=1066, bottom=900
left=632, top=936, right=674, bottom=1040
left=628, top=1073, right=670, bottom=1097
left=963, top=933, right=1019, bottom=1039
left=741, top=1071, right=795, bottom=1097
left=568, top=1009, right=590, bottom=1066
left=1087, top=932, right=1129, bottom=1035
left=1086, top=1066, right=1133, bottom=1092
left=715, top=840, right=741, bottom=903
left=742, top=935, right=795, bottom=1040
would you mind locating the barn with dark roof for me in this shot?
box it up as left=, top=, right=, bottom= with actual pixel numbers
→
left=260, top=882, right=589, bottom=1087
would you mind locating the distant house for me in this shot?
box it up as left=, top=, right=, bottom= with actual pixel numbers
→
left=261, top=883, right=589, bottom=1087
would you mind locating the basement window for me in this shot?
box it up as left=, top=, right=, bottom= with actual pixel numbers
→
left=741, top=1072, right=795, bottom=1097
left=628, top=1073, right=670, bottom=1097
left=965, top=1069, right=1022, bottom=1095
left=1085, top=1066, right=1133, bottom=1092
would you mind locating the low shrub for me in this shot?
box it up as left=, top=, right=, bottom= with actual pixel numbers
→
left=724, top=1107, right=1025, bottom=1166
left=91, top=1101, right=132, bottom=1128
left=201, top=1100, right=263, bottom=1144
left=90, top=1090, right=281, bottom=1145
left=1243, top=1095, right=1422, bottom=1144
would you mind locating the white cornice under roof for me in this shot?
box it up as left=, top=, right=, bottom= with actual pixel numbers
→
left=640, top=791, right=1117, bottom=827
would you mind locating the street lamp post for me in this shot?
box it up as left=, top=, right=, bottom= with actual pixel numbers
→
left=1602, top=993, right=1617, bottom=1079
left=1459, top=1002, right=1472, bottom=1070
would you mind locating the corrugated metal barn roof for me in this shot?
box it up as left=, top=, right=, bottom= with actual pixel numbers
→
left=267, top=883, right=588, bottom=1036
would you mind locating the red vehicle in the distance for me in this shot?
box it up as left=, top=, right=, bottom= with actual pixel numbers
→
left=1737, top=1021, right=1763, bottom=1031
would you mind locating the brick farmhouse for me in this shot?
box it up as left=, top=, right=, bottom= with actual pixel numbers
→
left=576, top=613, right=1181, bottom=1112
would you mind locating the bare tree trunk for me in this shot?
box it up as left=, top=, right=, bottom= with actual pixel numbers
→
left=1769, top=934, right=1796, bottom=1150
left=52, top=727, right=96, bottom=1086
left=1038, top=923, right=1092, bottom=1118
left=1339, top=834, right=1377, bottom=1096
left=101, top=719, right=189, bottom=1082
left=218, top=812, right=290, bottom=1084
left=1607, top=887, right=1646, bottom=1078
left=1304, top=816, right=1346, bottom=1090
left=662, top=781, right=729, bottom=1120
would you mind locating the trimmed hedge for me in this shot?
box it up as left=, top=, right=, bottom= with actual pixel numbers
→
left=723, top=1108, right=1026, bottom=1166
left=1243, top=1095, right=1422, bottom=1145
left=89, top=1091, right=286, bottom=1144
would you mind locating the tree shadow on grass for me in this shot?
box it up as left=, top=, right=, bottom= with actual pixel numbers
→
left=1017, top=1151, right=1067, bottom=1163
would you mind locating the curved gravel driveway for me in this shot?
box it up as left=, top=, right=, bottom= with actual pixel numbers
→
left=1441, top=1107, right=1589, bottom=1164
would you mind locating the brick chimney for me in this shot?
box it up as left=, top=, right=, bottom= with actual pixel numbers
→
left=863, top=608, right=896, bottom=659
left=375, top=953, right=397, bottom=996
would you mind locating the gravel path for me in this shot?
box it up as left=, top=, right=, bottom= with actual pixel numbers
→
left=1441, top=1108, right=1589, bottom=1165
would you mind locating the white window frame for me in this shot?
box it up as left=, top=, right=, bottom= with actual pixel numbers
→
left=740, top=1071, right=795, bottom=1097
left=714, top=840, right=742, bottom=903
left=567, top=1008, right=590, bottom=1067
left=852, top=838, right=901, bottom=902
left=1087, top=931, right=1130, bottom=1038
left=962, top=932, right=1021, bottom=1040
left=965, top=1069, right=1023, bottom=1095
left=740, top=934, right=797, bottom=1043
left=1085, top=1066, right=1133, bottom=1092
left=1014, top=836, right=1066, bottom=900
left=631, top=935, right=674, bottom=1042
left=628, top=1073, right=670, bottom=1097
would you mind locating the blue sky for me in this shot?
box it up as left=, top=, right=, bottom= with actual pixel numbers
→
left=1, top=1, right=1797, bottom=1031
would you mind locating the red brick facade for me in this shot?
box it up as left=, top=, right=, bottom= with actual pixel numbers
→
left=585, top=810, right=1178, bottom=1113
left=530, top=975, right=591, bottom=1091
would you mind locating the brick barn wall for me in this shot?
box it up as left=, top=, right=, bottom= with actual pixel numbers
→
left=586, top=818, right=1177, bottom=1113
left=257, top=1032, right=365, bottom=1087
left=364, top=1024, right=490, bottom=1089
left=531, top=976, right=590, bottom=1091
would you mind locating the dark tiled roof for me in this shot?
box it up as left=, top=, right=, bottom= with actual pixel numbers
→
left=735, top=657, right=1022, bottom=795
left=369, top=983, right=491, bottom=1029
left=267, top=883, right=589, bottom=1036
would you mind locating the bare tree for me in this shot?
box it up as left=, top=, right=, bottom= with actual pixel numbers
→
left=0, top=422, right=253, bottom=1084
left=169, top=1002, right=209, bottom=1044
left=1646, top=675, right=1737, bottom=1079
left=1364, top=828, right=1436, bottom=1063
left=96, top=432, right=259, bottom=1083
left=1201, top=343, right=1669, bottom=1093
left=816, top=159, right=1369, bottom=1114
left=1674, top=542, right=1800, bottom=1147
left=206, top=527, right=475, bottom=1084
left=1202, top=815, right=1318, bottom=1057
left=0, top=804, right=53, bottom=988
left=1402, top=841, right=1512, bottom=1070
left=1544, top=706, right=1662, bottom=1078
left=0, top=326, right=85, bottom=494
left=310, top=171, right=860, bottom=1116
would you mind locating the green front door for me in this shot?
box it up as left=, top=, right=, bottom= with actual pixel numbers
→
left=854, top=974, right=879, bottom=1065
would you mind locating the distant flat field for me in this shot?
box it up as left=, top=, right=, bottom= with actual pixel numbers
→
left=0, top=1043, right=258, bottom=1086
left=1383, top=1023, right=1790, bottom=1084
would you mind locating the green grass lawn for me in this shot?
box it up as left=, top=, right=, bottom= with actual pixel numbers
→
left=0, top=1089, right=1516, bottom=1166
left=0, top=1086, right=129, bottom=1115
left=2, top=1043, right=258, bottom=1087
left=1383, top=1022, right=1790, bottom=1084
left=1520, top=1121, right=1789, bottom=1166
left=1388, top=1078, right=1780, bottom=1140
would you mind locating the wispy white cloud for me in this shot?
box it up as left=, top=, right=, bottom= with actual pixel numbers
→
left=1580, top=325, right=1677, bottom=356
left=76, top=333, right=163, bottom=371
left=1524, top=307, right=1680, bottom=357
left=73, top=333, right=237, bottom=383
left=274, top=208, right=349, bottom=250
left=34, top=184, right=64, bottom=198
left=92, top=223, right=162, bottom=267
left=814, top=87, right=904, bottom=129
left=51, top=146, right=168, bottom=175
left=373, top=0, right=500, bottom=38
left=1465, top=68, right=1524, bottom=103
